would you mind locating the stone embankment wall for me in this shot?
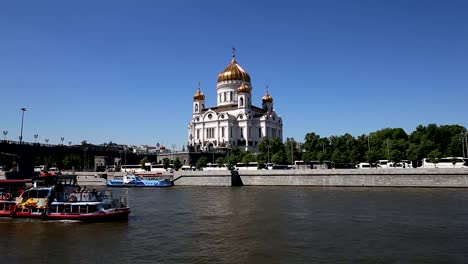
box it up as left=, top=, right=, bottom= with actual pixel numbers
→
left=75, top=171, right=174, bottom=186
left=173, top=169, right=468, bottom=188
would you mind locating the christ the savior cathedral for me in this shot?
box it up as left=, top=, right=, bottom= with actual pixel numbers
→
left=188, top=52, right=283, bottom=153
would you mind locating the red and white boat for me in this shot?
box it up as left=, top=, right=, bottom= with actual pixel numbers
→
left=0, top=179, right=30, bottom=217
left=12, top=175, right=130, bottom=222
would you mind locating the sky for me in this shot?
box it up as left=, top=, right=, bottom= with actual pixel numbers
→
left=0, top=0, right=467, bottom=149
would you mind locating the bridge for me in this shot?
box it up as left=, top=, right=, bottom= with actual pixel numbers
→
left=0, top=140, right=155, bottom=178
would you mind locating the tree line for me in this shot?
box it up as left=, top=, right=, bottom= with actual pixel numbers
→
left=193, top=123, right=467, bottom=168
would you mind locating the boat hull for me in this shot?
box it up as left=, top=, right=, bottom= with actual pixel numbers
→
left=0, top=202, right=17, bottom=217
left=13, top=208, right=130, bottom=222
left=106, top=181, right=174, bottom=187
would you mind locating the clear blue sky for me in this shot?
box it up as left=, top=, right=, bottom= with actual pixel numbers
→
left=1, top=0, right=467, bottom=149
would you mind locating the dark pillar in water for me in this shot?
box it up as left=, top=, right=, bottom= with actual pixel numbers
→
left=231, top=170, right=243, bottom=186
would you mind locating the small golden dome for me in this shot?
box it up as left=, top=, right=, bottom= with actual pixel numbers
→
left=193, top=88, right=205, bottom=101
left=237, top=83, right=251, bottom=94
left=262, top=92, right=273, bottom=103
left=217, top=57, right=251, bottom=83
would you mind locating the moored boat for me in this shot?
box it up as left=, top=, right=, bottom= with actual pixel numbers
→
left=106, top=174, right=173, bottom=187
left=12, top=175, right=130, bottom=222
left=0, top=179, right=30, bottom=217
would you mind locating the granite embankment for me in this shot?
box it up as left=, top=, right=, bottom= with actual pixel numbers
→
left=3, top=170, right=468, bottom=187
left=172, top=169, right=468, bottom=188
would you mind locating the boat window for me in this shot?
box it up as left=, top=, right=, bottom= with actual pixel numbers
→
left=38, top=190, right=49, bottom=198
left=28, top=190, right=39, bottom=198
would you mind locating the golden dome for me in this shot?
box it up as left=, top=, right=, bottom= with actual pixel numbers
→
left=193, top=88, right=205, bottom=101
left=237, top=83, right=251, bottom=94
left=217, top=57, right=251, bottom=83
left=262, top=92, right=273, bottom=103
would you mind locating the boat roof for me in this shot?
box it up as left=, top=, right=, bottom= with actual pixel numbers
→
left=0, top=179, right=31, bottom=184
left=51, top=202, right=103, bottom=205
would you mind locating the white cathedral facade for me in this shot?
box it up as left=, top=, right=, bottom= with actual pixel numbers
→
left=188, top=53, right=283, bottom=152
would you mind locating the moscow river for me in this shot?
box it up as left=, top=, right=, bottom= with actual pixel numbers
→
left=1, top=186, right=468, bottom=263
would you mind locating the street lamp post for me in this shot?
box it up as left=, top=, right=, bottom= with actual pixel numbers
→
left=171, top=144, right=176, bottom=162
left=462, top=134, right=466, bottom=158
left=386, top=139, right=390, bottom=159
left=45, top=138, right=49, bottom=144
left=19, top=107, right=27, bottom=144
left=464, top=132, right=468, bottom=158
left=291, top=139, right=294, bottom=165
left=267, top=144, right=270, bottom=164
left=2, top=130, right=7, bottom=141
left=60, top=137, right=64, bottom=145
left=34, top=134, right=38, bottom=143
left=367, top=135, right=371, bottom=152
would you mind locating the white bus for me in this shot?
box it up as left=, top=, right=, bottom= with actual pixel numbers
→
left=235, top=162, right=258, bottom=170
left=149, top=164, right=169, bottom=172
left=377, top=160, right=412, bottom=169
left=120, top=165, right=147, bottom=173
left=203, top=163, right=228, bottom=171
left=422, top=157, right=468, bottom=168
left=356, top=162, right=372, bottom=169
left=294, top=160, right=308, bottom=170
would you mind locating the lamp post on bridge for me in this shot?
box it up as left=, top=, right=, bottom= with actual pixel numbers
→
left=45, top=138, right=49, bottom=144
left=60, top=137, right=64, bottom=145
left=34, top=134, right=38, bottom=143
left=2, top=130, right=7, bottom=141
left=19, top=107, right=27, bottom=144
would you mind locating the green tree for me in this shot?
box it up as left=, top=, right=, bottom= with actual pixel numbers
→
left=140, top=156, right=149, bottom=170
left=63, top=154, right=82, bottom=170
left=44, top=155, right=57, bottom=170
left=173, top=158, right=182, bottom=171
left=406, top=143, right=420, bottom=162
left=285, top=138, right=300, bottom=165
left=241, top=151, right=254, bottom=163
left=162, top=158, right=170, bottom=170
left=271, top=150, right=287, bottom=164
left=196, top=156, right=209, bottom=170
left=427, top=150, right=443, bottom=168
left=365, top=149, right=379, bottom=164
left=216, top=157, right=225, bottom=167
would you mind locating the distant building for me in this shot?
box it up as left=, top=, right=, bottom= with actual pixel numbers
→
left=188, top=51, right=283, bottom=152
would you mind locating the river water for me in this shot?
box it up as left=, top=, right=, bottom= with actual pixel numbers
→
left=1, top=187, right=468, bottom=263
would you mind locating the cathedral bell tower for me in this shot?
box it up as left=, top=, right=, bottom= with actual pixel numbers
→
left=237, top=83, right=252, bottom=109
left=262, top=86, right=274, bottom=113
left=193, top=83, right=205, bottom=115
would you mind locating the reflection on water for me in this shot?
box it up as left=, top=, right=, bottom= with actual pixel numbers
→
left=1, top=187, right=468, bottom=263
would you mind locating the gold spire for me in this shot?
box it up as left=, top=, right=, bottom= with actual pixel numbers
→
left=262, top=85, right=273, bottom=103
left=217, top=49, right=251, bottom=83
left=237, top=83, right=251, bottom=94
left=193, top=82, right=205, bottom=100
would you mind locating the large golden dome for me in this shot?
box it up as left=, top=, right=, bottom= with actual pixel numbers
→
left=262, top=91, right=273, bottom=103
left=237, top=83, right=251, bottom=94
left=217, top=56, right=251, bottom=83
left=193, top=88, right=205, bottom=101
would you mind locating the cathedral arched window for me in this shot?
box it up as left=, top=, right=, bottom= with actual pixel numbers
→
left=195, top=104, right=198, bottom=112
left=240, top=97, right=244, bottom=106
left=230, top=91, right=233, bottom=102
